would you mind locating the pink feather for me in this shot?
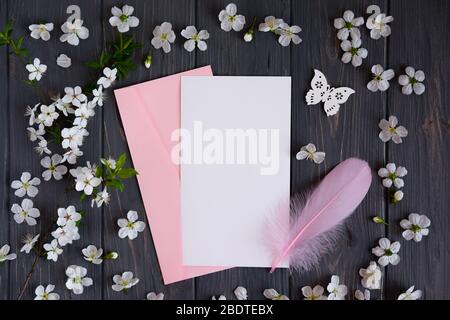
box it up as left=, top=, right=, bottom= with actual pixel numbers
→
left=269, top=158, right=372, bottom=272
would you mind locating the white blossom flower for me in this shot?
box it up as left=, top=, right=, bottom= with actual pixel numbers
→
left=117, top=210, right=146, bottom=240
left=11, top=199, right=40, bottom=226
left=258, top=16, right=284, bottom=32
left=327, top=276, right=348, bottom=300
left=56, top=54, right=72, bottom=68
left=378, top=115, right=408, bottom=144
left=60, top=19, right=89, bottom=46
left=34, top=284, right=60, bottom=300
left=359, top=261, right=381, bottom=289
left=369, top=14, right=393, bottom=40
left=25, top=103, right=40, bottom=126
left=147, top=292, right=164, bottom=300
left=277, top=23, right=302, bottom=46
left=211, top=295, right=227, bottom=300
left=11, top=172, right=40, bottom=197
left=61, top=126, right=88, bottom=150
left=51, top=224, right=80, bottom=247
left=97, top=67, right=117, bottom=88
left=74, top=103, right=95, bottom=128
left=82, top=245, right=103, bottom=265
left=296, top=143, right=325, bottom=164
left=109, top=5, right=140, bottom=33
left=112, top=271, right=139, bottom=292
left=333, top=10, right=364, bottom=40
left=20, top=233, right=40, bottom=254
left=56, top=205, right=82, bottom=227
left=378, top=163, right=407, bottom=188
left=62, top=148, right=83, bottom=165
left=53, top=97, right=75, bottom=116
left=101, top=157, right=117, bottom=170
left=391, top=190, right=404, bottom=203
left=301, top=285, right=327, bottom=300
left=263, top=288, right=289, bottom=300
left=400, top=213, right=431, bottom=242
left=218, top=3, right=245, bottom=32
left=65, top=265, right=93, bottom=295
left=27, top=124, right=45, bottom=142
left=234, top=286, right=248, bottom=300
left=372, top=238, right=401, bottom=266
left=26, top=58, right=47, bottom=81
left=181, top=26, right=209, bottom=52
left=41, top=154, right=68, bottom=181
left=355, top=289, right=370, bottom=300
left=91, top=187, right=110, bottom=208
left=0, top=244, right=17, bottom=263
left=397, top=286, right=422, bottom=300
left=37, top=104, right=59, bottom=127
left=367, top=64, right=395, bottom=92
left=92, top=85, right=105, bottom=107
left=29, top=23, right=54, bottom=41
left=43, top=239, right=63, bottom=262
left=35, top=137, right=51, bottom=155
left=151, top=22, right=176, bottom=53
left=340, top=37, right=367, bottom=67
left=70, top=164, right=95, bottom=179
left=73, top=170, right=102, bottom=196
left=62, top=86, right=87, bottom=107
left=398, top=66, right=425, bottom=95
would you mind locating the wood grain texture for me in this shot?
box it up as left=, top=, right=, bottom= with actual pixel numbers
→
left=0, top=0, right=449, bottom=300
left=385, top=0, right=450, bottom=300
left=0, top=0, right=9, bottom=301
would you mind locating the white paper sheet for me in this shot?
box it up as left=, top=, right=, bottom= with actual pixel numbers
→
left=180, top=76, right=291, bottom=267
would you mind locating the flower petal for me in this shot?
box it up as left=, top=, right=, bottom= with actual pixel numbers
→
left=413, top=83, right=425, bottom=95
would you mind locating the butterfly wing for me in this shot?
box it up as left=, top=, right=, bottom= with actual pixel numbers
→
left=305, top=69, right=329, bottom=105
left=323, top=87, right=355, bottom=116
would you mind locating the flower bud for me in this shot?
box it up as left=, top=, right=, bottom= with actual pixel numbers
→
left=391, top=190, right=404, bottom=204
left=104, top=251, right=118, bottom=260
left=244, top=31, right=253, bottom=42
left=144, top=53, right=152, bottom=69
left=372, top=216, right=388, bottom=225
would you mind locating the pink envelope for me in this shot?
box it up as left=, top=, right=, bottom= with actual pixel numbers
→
left=114, top=66, right=227, bottom=284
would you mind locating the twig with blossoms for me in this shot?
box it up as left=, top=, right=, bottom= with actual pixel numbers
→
left=70, top=153, right=138, bottom=207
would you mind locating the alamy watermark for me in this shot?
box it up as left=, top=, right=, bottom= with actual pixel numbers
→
left=171, top=121, right=280, bottom=175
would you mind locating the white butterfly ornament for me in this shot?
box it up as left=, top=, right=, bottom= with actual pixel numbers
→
left=305, top=69, right=355, bottom=116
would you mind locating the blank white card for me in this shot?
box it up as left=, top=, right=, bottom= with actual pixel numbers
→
left=180, top=76, right=290, bottom=267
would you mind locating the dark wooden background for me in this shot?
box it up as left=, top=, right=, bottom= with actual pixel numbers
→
left=0, top=0, right=449, bottom=300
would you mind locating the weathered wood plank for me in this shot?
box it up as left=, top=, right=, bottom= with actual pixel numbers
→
left=194, top=0, right=291, bottom=300
left=289, top=0, right=387, bottom=300
left=385, top=0, right=450, bottom=300
left=101, top=0, right=196, bottom=300
left=7, top=0, right=103, bottom=300
left=0, top=0, right=10, bottom=301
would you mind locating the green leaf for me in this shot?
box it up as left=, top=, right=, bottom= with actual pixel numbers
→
left=86, top=60, right=101, bottom=69
left=106, top=179, right=124, bottom=192
left=95, top=165, right=103, bottom=178
left=117, top=168, right=138, bottom=179
left=80, top=192, right=87, bottom=202
left=116, top=153, right=127, bottom=170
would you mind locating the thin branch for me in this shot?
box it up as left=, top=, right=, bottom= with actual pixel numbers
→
left=16, top=253, right=40, bottom=300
